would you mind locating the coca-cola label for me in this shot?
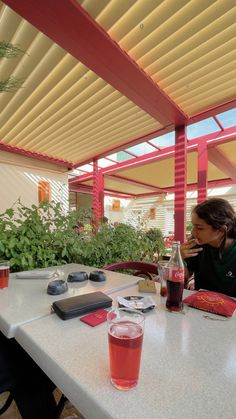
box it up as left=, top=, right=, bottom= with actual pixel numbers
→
left=167, top=268, right=184, bottom=283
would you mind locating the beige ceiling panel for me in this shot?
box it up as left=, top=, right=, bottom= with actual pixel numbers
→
left=185, top=83, right=235, bottom=115
left=216, top=142, right=236, bottom=166
left=105, top=149, right=233, bottom=192
left=104, top=177, right=154, bottom=195
left=80, top=0, right=236, bottom=116
left=207, top=160, right=233, bottom=182
left=1, top=0, right=235, bottom=174
left=51, top=115, right=159, bottom=162
left=166, top=54, right=235, bottom=97
left=81, top=145, right=234, bottom=194
left=113, top=157, right=175, bottom=189
left=0, top=2, right=22, bottom=39
left=82, top=178, right=154, bottom=196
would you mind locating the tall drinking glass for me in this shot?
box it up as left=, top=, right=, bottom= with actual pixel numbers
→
left=0, top=261, right=10, bottom=289
left=157, top=261, right=168, bottom=297
left=107, top=308, right=145, bottom=391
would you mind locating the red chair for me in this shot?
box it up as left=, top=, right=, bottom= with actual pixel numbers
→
left=104, top=261, right=158, bottom=280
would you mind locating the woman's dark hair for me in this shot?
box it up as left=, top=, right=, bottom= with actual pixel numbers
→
left=193, top=198, right=236, bottom=255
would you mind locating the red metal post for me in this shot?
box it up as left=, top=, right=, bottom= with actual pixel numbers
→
left=197, top=140, right=208, bottom=203
left=174, top=126, right=187, bottom=243
left=92, top=159, right=104, bottom=230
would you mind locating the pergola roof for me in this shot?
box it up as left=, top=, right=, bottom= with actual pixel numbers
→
left=1, top=0, right=236, bottom=196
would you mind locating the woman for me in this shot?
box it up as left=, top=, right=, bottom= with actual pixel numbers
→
left=181, top=198, right=236, bottom=297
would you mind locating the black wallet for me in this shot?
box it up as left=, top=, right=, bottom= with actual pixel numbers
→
left=52, top=291, right=113, bottom=320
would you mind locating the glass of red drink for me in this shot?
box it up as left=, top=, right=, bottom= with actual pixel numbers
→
left=0, top=261, right=10, bottom=289
left=157, top=261, right=168, bottom=297
left=107, top=308, right=145, bottom=391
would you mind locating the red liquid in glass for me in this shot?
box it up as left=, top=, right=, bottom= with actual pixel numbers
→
left=0, top=267, right=9, bottom=289
left=160, top=285, right=167, bottom=297
left=108, top=321, right=143, bottom=391
left=166, top=280, right=184, bottom=311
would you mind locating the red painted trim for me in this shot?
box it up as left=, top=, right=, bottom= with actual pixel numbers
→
left=197, top=141, right=208, bottom=203
left=213, top=116, right=224, bottom=131
left=0, top=142, right=73, bottom=168
left=129, top=191, right=167, bottom=198
left=104, top=192, right=134, bottom=199
left=189, top=99, right=236, bottom=123
left=146, top=140, right=160, bottom=151
left=70, top=187, right=134, bottom=199
left=4, top=0, right=187, bottom=126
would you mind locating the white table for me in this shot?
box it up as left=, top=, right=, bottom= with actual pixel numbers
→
left=15, top=284, right=236, bottom=419
left=0, top=264, right=138, bottom=338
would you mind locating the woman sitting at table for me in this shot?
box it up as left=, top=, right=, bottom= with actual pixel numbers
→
left=181, top=198, right=236, bottom=297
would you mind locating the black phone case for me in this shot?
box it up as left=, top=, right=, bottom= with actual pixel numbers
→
left=52, top=291, right=112, bottom=320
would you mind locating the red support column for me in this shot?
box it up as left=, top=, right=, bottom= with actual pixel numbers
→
left=92, top=159, right=104, bottom=230
left=174, top=126, right=187, bottom=243
left=197, top=140, right=208, bottom=203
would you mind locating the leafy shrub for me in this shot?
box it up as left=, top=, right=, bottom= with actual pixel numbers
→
left=0, top=200, right=81, bottom=271
left=0, top=201, right=165, bottom=272
left=75, top=223, right=152, bottom=267
left=144, top=228, right=165, bottom=259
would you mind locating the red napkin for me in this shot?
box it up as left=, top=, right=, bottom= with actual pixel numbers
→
left=80, top=309, right=108, bottom=327
left=183, top=291, right=236, bottom=317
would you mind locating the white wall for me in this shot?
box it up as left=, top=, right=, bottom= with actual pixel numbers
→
left=123, top=184, right=236, bottom=235
left=0, top=151, right=69, bottom=213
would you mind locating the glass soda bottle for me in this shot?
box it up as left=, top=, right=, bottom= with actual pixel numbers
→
left=166, top=241, right=184, bottom=312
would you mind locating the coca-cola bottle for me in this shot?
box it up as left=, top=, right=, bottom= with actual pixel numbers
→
left=166, top=241, right=184, bottom=312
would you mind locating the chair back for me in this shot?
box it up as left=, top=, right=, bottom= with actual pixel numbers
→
left=104, top=261, right=158, bottom=280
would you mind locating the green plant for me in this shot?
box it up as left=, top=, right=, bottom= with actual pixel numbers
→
left=0, top=77, right=24, bottom=92
left=0, top=201, right=164, bottom=272
left=0, top=200, right=81, bottom=272
left=0, top=41, right=25, bottom=93
left=0, top=41, right=25, bottom=58
left=144, top=228, right=166, bottom=260
left=74, top=223, right=154, bottom=268
left=186, top=222, right=192, bottom=232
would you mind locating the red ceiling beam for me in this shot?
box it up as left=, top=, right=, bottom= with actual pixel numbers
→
left=69, top=186, right=134, bottom=199
left=208, top=148, right=236, bottom=180
left=3, top=0, right=187, bottom=127
left=0, top=142, right=73, bottom=169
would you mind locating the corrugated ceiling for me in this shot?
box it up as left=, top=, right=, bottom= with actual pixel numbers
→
left=0, top=0, right=235, bottom=195
left=79, top=0, right=236, bottom=115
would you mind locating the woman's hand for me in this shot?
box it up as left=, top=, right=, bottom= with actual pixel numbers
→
left=181, top=238, right=203, bottom=259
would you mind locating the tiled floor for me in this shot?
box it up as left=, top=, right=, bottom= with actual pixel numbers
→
left=0, top=390, right=84, bottom=418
